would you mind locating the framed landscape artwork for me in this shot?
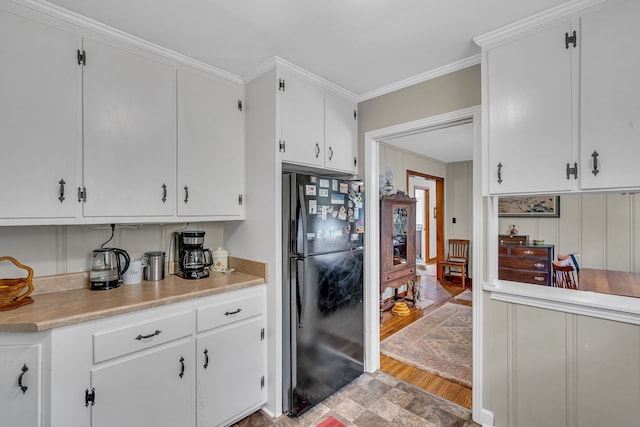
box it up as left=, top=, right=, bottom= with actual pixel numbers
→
left=498, top=196, right=560, bottom=218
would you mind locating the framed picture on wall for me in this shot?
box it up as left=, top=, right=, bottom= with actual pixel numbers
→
left=498, top=196, right=560, bottom=218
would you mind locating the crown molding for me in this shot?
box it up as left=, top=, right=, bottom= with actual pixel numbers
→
left=356, top=55, right=480, bottom=103
left=243, top=56, right=358, bottom=101
left=474, top=0, right=607, bottom=47
left=9, top=0, right=243, bottom=84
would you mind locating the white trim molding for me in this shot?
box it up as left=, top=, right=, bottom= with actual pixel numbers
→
left=8, top=0, right=243, bottom=83
left=474, top=0, right=607, bottom=48
left=243, top=56, right=358, bottom=102
left=364, top=106, right=485, bottom=424
left=485, top=280, right=640, bottom=325
left=357, top=55, right=480, bottom=103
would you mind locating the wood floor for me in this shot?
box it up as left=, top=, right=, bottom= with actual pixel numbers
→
left=379, top=274, right=473, bottom=410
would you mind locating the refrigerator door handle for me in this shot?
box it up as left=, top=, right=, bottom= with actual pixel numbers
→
left=297, top=184, right=309, bottom=257
left=296, top=258, right=307, bottom=328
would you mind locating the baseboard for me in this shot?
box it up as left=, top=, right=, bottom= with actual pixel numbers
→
left=476, top=408, right=495, bottom=426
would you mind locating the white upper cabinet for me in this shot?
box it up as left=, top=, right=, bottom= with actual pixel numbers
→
left=0, top=2, right=247, bottom=224
left=177, top=68, right=244, bottom=218
left=579, top=0, right=640, bottom=190
left=0, top=9, right=80, bottom=222
left=325, top=90, right=358, bottom=173
left=279, top=68, right=357, bottom=174
left=82, top=38, right=176, bottom=218
left=280, top=70, right=326, bottom=169
left=479, top=0, right=640, bottom=195
left=485, top=21, right=574, bottom=195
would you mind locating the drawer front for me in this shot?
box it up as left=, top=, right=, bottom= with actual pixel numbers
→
left=382, top=266, right=416, bottom=284
left=499, top=235, right=528, bottom=245
left=499, top=269, right=549, bottom=285
left=93, top=311, right=192, bottom=363
left=499, top=257, right=548, bottom=271
left=509, top=246, right=549, bottom=258
left=197, top=293, right=264, bottom=333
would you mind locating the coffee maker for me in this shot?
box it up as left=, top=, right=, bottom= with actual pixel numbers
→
left=175, top=231, right=213, bottom=279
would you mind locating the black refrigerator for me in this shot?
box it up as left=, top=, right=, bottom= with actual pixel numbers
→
left=282, top=172, right=365, bottom=417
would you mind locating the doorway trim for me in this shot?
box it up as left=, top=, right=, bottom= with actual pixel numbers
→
left=407, top=171, right=445, bottom=263
left=363, top=106, right=485, bottom=423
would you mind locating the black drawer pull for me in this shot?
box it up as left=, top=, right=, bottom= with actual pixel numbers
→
left=224, top=308, right=242, bottom=316
left=18, top=364, right=29, bottom=394
left=135, top=329, right=162, bottom=340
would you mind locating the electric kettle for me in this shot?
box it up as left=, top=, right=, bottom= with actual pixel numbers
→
left=90, top=248, right=130, bottom=290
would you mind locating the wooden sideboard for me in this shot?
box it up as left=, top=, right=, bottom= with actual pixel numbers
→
left=499, top=242, right=555, bottom=286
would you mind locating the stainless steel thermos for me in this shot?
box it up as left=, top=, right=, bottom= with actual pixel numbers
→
left=142, top=251, right=165, bottom=281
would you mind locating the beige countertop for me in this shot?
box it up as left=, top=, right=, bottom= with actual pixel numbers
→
left=0, top=257, right=266, bottom=333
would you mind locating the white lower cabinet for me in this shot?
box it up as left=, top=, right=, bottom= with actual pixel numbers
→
left=0, top=344, right=41, bottom=427
left=90, top=340, right=195, bottom=427
left=0, top=285, right=267, bottom=427
left=197, top=318, right=265, bottom=427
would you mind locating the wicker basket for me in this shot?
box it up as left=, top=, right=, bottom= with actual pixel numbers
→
left=0, top=256, right=34, bottom=309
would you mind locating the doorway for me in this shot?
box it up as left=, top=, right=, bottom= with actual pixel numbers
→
left=363, top=106, right=483, bottom=421
left=407, top=171, right=444, bottom=264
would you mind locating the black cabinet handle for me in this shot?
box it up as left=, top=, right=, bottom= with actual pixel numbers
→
left=179, top=356, right=185, bottom=378
left=591, top=151, right=600, bottom=176
left=497, top=162, right=503, bottom=184
left=58, top=179, right=66, bottom=203
left=135, top=329, right=161, bottom=340
left=203, top=349, right=209, bottom=370
left=224, top=308, right=242, bottom=316
left=18, top=364, right=28, bottom=394
left=162, top=184, right=167, bottom=203
left=328, top=146, right=334, bottom=161
left=184, top=186, right=189, bottom=204
left=314, top=142, right=320, bottom=158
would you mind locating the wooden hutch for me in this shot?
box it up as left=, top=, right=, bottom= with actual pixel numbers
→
left=380, top=191, right=417, bottom=318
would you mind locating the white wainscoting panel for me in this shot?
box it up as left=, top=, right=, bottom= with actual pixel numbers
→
left=486, top=295, right=640, bottom=427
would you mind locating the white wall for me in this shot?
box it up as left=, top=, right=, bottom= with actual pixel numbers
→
left=0, top=222, right=224, bottom=278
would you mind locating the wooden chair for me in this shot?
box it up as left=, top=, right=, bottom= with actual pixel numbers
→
left=552, top=261, right=578, bottom=289
left=439, top=239, right=470, bottom=288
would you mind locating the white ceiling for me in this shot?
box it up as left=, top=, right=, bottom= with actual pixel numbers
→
left=46, top=0, right=569, bottom=98
left=382, top=122, right=474, bottom=163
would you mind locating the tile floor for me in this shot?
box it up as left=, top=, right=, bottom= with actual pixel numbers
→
left=232, top=371, right=479, bottom=427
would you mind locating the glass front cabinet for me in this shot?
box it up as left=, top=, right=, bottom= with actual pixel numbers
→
left=379, top=191, right=417, bottom=319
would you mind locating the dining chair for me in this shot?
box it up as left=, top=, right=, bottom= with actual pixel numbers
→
left=552, top=260, right=578, bottom=289
left=439, top=239, right=470, bottom=288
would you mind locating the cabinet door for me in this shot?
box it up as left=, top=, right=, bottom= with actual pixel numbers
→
left=0, top=10, right=80, bottom=220
left=487, top=21, right=574, bottom=194
left=579, top=0, right=640, bottom=190
left=82, top=38, right=176, bottom=217
left=325, top=91, right=357, bottom=173
left=90, top=340, right=194, bottom=427
left=177, top=68, right=244, bottom=217
left=0, top=345, right=41, bottom=427
left=280, top=71, right=325, bottom=168
left=197, top=317, right=265, bottom=427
